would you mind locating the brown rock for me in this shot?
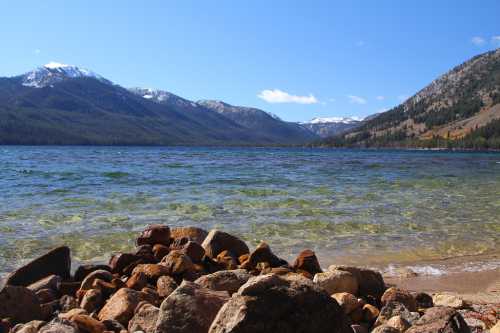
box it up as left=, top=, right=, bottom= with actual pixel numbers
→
left=109, top=253, right=139, bottom=275
left=40, top=300, right=60, bottom=320
left=131, top=264, right=170, bottom=283
left=382, top=287, right=417, bottom=312
left=372, top=325, right=401, bottom=333
left=59, top=282, right=81, bottom=297
left=136, top=224, right=171, bottom=247
left=80, top=270, right=113, bottom=291
left=101, top=319, right=125, bottom=333
left=414, top=292, right=433, bottom=309
left=208, top=273, right=351, bottom=333
left=216, top=250, right=239, bottom=270
left=238, top=253, right=250, bottom=264
left=491, top=322, right=500, bottom=333
left=160, top=250, right=194, bottom=276
left=240, top=242, right=284, bottom=270
left=27, top=275, right=61, bottom=293
left=11, top=320, right=46, bottom=333
left=406, top=306, right=470, bottom=333
left=332, top=292, right=362, bottom=315
left=59, top=295, right=79, bottom=313
left=350, top=307, right=364, bottom=324
left=180, top=241, right=205, bottom=263
left=58, top=308, right=88, bottom=320
left=140, top=287, right=160, bottom=307
left=80, top=289, right=104, bottom=314
left=71, top=314, right=106, bottom=333
left=332, top=265, right=386, bottom=299
left=293, top=249, right=322, bottom=276
left=36, top=288, right=58, bottom=304
left=38, top=319, right=78, bottom=333
left=5, top=246, right=71, bottom=286
left=201, top=229, right=249, bottom=259
left=155, top=281, right=230, bottom=333
left=156, top=275, right=178, bottom=298
left=126, top=272, right=148, bottom=291
left=170, top=226, right=208, bottom=244
left=313, top=269, right=358, bottom=295
left=362, top=303, right=380, bottom=322
left=152, top=244, right=169, bottom=261
left=375, top=302, right=420, bottom=327
left=74, top=265, right=111, bottom=282
left=194, top=269, right=251, bottom=294
left=351, top=324, right=369, bottom=333
left=97, top=288, right=149, bottom=326
left=0, top=285, right=42, bottom=324
left=386, top=315, right=411, bottom=332
left=128, top=303, right=159, bottom=333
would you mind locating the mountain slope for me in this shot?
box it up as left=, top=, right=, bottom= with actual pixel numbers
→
left=197, top=100, right=318, bottom=144
left=320, top=48, right=500, bottom=148
left=300, top=117, right=362, bottom=138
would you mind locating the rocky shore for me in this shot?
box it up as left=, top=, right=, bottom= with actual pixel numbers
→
left=1, top=225, right=498, bottom=333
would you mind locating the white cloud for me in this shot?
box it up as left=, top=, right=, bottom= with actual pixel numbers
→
left=347, top=95, right=367, bottom=105
left=471, top=36, right=485, bottom=46
left=257, top=89, right=318, bottom=104
left=492, top=36, right=500, bottom=45
left=376, top=95, right=385, bottom=101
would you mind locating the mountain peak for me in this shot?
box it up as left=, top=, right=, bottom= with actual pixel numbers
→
left=303, top=116, right=364, bottom=124
left=21, top=62, right=109, bottom=88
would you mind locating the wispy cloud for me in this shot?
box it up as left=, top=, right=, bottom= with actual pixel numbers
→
left=376, top=96, right=385, bottom=101
left=258, top=89, right=318, bottom=104
left=347, top=95, right=367, bottom=105
left=471, top=36, right=485, bottom=46
left=492, top=36, right=500, bottom=46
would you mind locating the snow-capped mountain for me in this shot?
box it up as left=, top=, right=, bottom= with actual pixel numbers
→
left=303, top=116, right=364, bottom=125
left=21, top=62, right=109, bottom=88
left=128, top=87, right=199, bottom=109
left=300, top=116, right=364, bottom=138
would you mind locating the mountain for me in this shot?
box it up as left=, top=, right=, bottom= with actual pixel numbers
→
left=300, top=117, right=363, bottom=138
left=0, top=63, right=318, bottom=145
left=197, top=100, right=317, bottom=144
left=319, top=49, right=500, bottom=149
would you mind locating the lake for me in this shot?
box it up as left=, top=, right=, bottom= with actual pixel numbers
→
left=1, top=146, right=499, bottom=276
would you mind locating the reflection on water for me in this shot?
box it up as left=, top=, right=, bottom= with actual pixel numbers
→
left=0, top=146, right=499, bottom=274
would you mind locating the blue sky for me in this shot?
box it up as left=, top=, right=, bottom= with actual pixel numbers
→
left=1, top=1, right=499, bottom=122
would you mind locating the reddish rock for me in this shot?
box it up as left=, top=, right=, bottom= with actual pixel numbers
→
left=38, top=319, right=79, bottom=333
left=131, top=264, right=170, bottom=283
left=180, top=241, right=205, bottom=263
left=155, top=281, right=230, bottom=333
left=27, top=275, right=61, bottom=293
left=136, top=225, right=171, bottom=247
left=381, top=287, right=417, bottom=312
left=80, top=289, right=104, bottom=314
left=201, top=230, right=249, bottom=259
left=59, top=295, right=79, bottom=313
left=59, top=282, right=81, bottom=297
left=80, top=270, right=113, bottom=291
left=35, top=288, right=58, bottom=304
left=74, top=265, right=111, bottom=282
left=293, top=249, right=322, bottom=276
left=194, top=269, right=251, bottom=294
left=160, top=250, right=194, bottom=276
left=128, top=303, right=159, bottom=333
left=152, top=244, right=170, bottom=261
left=415, top=292, right=433, bottom=309
left=108, top=253, right=139, bottom=274
left=170, top=226, right=208, bottom=245
left=140, top=287, right=160, bottom=307
left=40, top=300, right=60, bottom=320
left=71, top=314, right=106, bottom=333
left=125, top=272, right=148, bottom=290
left=333, top=265, right=386, bottom=299
left=0, top=285, right=42, bottom=324
left=216, top=250, right=239, bottom=270
left=406, top=306, right=470, bottom=333
left=332, top=292, right=362, bottom=315
left=362, top=303, right=380, bottom=322
left=97, top=288, right=150, bottom=326
left=241, top=242, right=284, bottom=270
left=91, top=279, right=119, bottom=296
left=5, top=246, right=71, bottom=286
left=156, top=276, right=178, bottom=298
left=58, top=308, right=88, bottom=320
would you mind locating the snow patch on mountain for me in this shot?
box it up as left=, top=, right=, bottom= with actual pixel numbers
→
left=21, top=62, right=109, bottom=88
left=303, top=116, right=364, bottom=124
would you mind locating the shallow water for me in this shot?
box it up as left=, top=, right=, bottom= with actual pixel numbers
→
left=0, top=146, right=499, bottom=275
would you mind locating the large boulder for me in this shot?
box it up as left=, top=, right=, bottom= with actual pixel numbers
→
left=131, top=264, right=170, bottom=283
left=5, top=246, right=71, bottom=286
left=97, top=288, right=150, bottom=326
left=170, top=226, right=208, bottom=245
left=240, top=242, right=284, bottom=270
left=194, top=269, right=251, bottom=294
left=381, top=287, right=417, bottom=311
left=38, top=319, right=78, bottom=333
left=137, top=225, right=171, bottom=247
left=160, top=250, right=194, bottom=276
left=0, top=285, right=42, bottom=324
left=79, top=270, right=113, bottom=291
left=208, top=273, right=351, bottom=333
left=313, top=269, right=358, bottom=295
left=155, top=281, right=229, bottom=333
left=128, top=303, right=159, bottom=333
left=331, top=265, right=385, bottom=299
left=80, top=289, right=104, bottom=314
left=201, top=230, right=249, bottom=259
left=27, top=275, right=61, bottom=293
left=406, top=306, right=470, bottom=333
left=293, top=249, right=322, bottom=276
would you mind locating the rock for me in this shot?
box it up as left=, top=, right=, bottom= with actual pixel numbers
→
left=432, top=293, right=465, bottom=309
left=332, top=292, right=362, bottom=315
left=313, top=269, right=358, bottom=295
left=293, top=249, right=322, bottom=276
left=382, top=287, right=417, bottom=312
left=140, top=287, right=160, bottom=307
left=59, top=295, right=79, bottom=313
left=208, top=273, right=351, bottom=333
left=80, top=270, right=113, bottom=291
left=74, top=265, right=111, bottom=282
left=126, top=272, right=148, bottom=291
left=160, top=250, right=194, bottom=276
left=131, top=264, right=170, bottom=283
left=155, top=281, right=229, bottom=333
left=351, top=324, right=369, bottom=333
left=201, top=230, right=249, bottom=259
left=101, top=319, right=125, bottom=333
left=38, top=319, right=78, bottom=333
left=58, top=308, right=88, bottom=320
left=241, top=242, right=284, bottom=270
left=406, top=306, right=470, bottom=333
left=98, top=288, right=149, bottom=326
left=194, top=269, right=251, bottom=294
left=216, top=250, right=239, bottom=270
left=71, top=314, right=106, bottom=333
left=0, top=285, right=42, bottom=324
left=59, top=282, right=81, bottom=297
left=36, top=288, right=59, bottom=303
left=376, top=302, right=420, bottom=327
left=170, top=226, right=208, bottom=244
left=152, top=244, right=169, bottom=262
left=362, top=303, right=380, bottom=322
left=372, top=325, right=401, bottom=333
left=350, top=306, right=364, bottom=323
left=491, top=321, right=500, bottom=333
left=386, top=315, right=410, bottom=332
left=128, top=303, right=159, bottom=333
left=136, top=224, right=171, bottom=247
left=414, top=292, right=433, bottom=309
left=0, top=319, right=11, bottom=333
left=80, top=289, right=104, bottom=313
left=180, top=241, right=205, bottom=263
left=27, top=275, right=62, bottom=293
left=156, top=275, right=178, bottom=298
left=5, top=246, right=71, bottom=286
left=332, top=265, right=385, bottom=299
left=91, top=279, right=118, bottom=296
left=109, top=253, right=139, bottom=275
left=11, top=320, right=46, bottom=333
left=40, top=300, right=60, bottom=320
